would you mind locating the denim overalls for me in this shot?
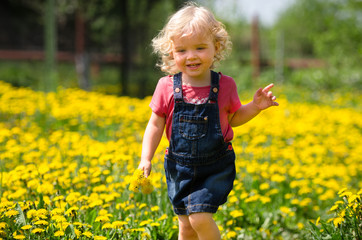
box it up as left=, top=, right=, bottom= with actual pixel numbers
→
left=164, top=70, right=236, bottom=215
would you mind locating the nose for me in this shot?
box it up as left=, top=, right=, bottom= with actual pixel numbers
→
left=186, top=50, right=197, bottom=60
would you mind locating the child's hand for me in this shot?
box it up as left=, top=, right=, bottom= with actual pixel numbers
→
left=253, top=83, right=279, bottom=110
left=138, top=159, right=152, bottom=178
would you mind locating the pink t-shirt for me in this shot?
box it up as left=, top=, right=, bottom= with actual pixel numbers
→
left=150, top=73, right=242, bottom=142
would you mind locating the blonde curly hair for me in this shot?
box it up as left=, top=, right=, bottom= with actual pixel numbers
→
left=152, top=2, right=232, bottom=74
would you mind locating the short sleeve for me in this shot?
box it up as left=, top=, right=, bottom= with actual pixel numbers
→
left=222, top=75, right=241, bottom=114
left=149, top=76, right=173, bottom=117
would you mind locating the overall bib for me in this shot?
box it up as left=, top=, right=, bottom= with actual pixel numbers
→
left=164, top=70, right=236, bottom=215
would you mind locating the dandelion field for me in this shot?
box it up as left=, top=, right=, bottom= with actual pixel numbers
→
left=0, top=80, right=361, bottom=239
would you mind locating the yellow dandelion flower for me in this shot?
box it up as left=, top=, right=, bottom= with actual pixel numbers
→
left=230, top=209, right=244, bottom=218
left=139, top=203, right=147, bottom=210
left=337, top=188, right=348, bottom=195
left=297, top=222, right=304, bottom=230
left=112, top=221, right=127, bottom=228
left=134, top=227, right=146, bottom=232
left=260, top=196, right=271, bottom=204
left=34, top=220, right=49, bottom=226
left=260, top=182, right=270, bottom=190
left=329, top=204, right=339, bottom=212
left=73, top=222, right=83, bottom=226
left=52, top=215, right=67, bottom=223
left=333, top=217, right=344, bottom=227
left=94, top=236, right=107, bottom=240
left=151, top=206, right=159, bottom=212
left=139, top=220, right=152, bottom=226
left=95, top=215, right=110, bottom=223
left=141, top=232, right=151, bottom=239
left=339, top=191, right=352, bottom=198
left=102, top=223, right=113, bottom=230
left=348, top=194, right=358, bottom=203
left=82, top=231, right=93, bottom=238
left=51, top=208, right=64, bottom=216
left=226, top=220, right=234, bottom=226
left=32, top=228, right=45, bottom=234
left=36, top=209, right=48, bottom=218
left=5, top=210, right=19, bottom=217
left=280, top=206, right=292, bottom=216
left=229, top=196, right=238, bottom=203
left=226, top=231, right=237, bottom=238
left=134, top=169, right=145, bottom=179
left=98, top=209, right=112, bottom=218
left=13, top=233, right=25, bottom=240
left=21, top=225, right=32, bottom=230
left=65, top=206, right=79, bottom=217
left=141, top=184, right=153, bottom=194
left=0, top=223, right=7, bottom=229
left=54, top=230, right=65, bottom=237
left=27, top=209, right=37, bottom=219
left=53, top=195, right=64, bottom=201
left=157, top=214, right=167, bottom=221
left=129, top=183, right=139, bottom=192
left=140, top=177, right=150, bottom=187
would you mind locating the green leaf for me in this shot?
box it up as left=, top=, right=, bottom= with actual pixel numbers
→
left=65, top=224, right=76, bottom=239
left=37, top=194, right=44, bottom=209
left=14, top=203, right=27, bottom=226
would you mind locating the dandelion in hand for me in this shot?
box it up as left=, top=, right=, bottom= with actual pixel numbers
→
left=129, top=169, right=153, bottom=194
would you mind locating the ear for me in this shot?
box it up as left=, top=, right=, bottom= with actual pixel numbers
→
left=214, top=41, right=221, bottom=52
left=169, top=40, right=175, bottom=59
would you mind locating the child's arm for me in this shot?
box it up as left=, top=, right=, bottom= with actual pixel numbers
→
left=229, top=83, right=278, bottom=127
left=138, top=112, right=166, bottom=177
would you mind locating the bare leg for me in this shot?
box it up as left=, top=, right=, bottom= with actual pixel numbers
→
left=189, top=213, right=221, bottom=240
left=178, top=215, right=198, bottom=240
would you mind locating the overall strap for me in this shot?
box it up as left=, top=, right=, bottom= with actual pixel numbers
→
left=209, top=71, right=220, bottom=103
left=173, top=72, right=183, bottom=103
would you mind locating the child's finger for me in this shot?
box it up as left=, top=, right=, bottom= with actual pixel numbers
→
left=263, top=83, right=274, bottom=93
left=256, top=87, right=263, bottom=95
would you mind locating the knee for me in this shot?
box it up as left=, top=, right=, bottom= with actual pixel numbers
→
left=179, top=216, right=197, bottom=238
left=189, top=213, right=213, bottom=231
left=179, top=225, right=197, bottom=238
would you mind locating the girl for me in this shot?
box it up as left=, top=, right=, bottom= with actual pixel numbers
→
left=138, top=2, right=278, bottom=240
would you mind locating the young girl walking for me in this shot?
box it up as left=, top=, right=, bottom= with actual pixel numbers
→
left=138, top=2, right=279, bottom=239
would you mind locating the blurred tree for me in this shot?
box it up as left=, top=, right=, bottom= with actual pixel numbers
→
left=0, top=0, right=43, bottom=50
left=44, top=0, right=57, bottom=92
left=274, top=0, right=362, bottom=68
left=58, top=0, right=185, bottom=96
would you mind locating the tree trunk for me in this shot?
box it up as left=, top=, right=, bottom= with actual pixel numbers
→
left=75, top=9, right=90, bottom=91
left=251, top=15, right=260, bottom=84
left=120, top=0, right=130, bottom=96
left=44, top=0, right=57, bottom=92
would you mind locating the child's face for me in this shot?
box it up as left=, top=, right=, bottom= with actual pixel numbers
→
left=171, top=33, right=218, bottom=82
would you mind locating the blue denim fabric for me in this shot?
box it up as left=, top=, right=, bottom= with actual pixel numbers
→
left=164, top=71, right=236, bottom=215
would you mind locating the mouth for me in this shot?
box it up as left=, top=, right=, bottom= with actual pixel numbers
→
left=187, top=63, right=201, bottom=69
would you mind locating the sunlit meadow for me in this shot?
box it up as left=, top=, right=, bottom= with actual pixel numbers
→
left=0, top=80, right=361, bottom=239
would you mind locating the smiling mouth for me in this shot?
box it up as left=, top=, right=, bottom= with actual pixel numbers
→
left=187, top=63, right=201, bottom=68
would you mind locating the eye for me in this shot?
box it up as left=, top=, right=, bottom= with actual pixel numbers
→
left=176, top=49, right=185, bottom=53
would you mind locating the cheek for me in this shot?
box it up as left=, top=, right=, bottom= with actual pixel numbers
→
left=173, top=54, right=184, bottom=63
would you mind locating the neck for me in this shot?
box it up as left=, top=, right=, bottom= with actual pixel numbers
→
left=182, top=71, right=211, bottom=87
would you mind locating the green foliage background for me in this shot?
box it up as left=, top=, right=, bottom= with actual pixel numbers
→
left=0, top=0, right=361, bottom=95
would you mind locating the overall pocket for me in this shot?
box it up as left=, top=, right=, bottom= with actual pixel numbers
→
left=179, top=115, right=208, bottom=140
